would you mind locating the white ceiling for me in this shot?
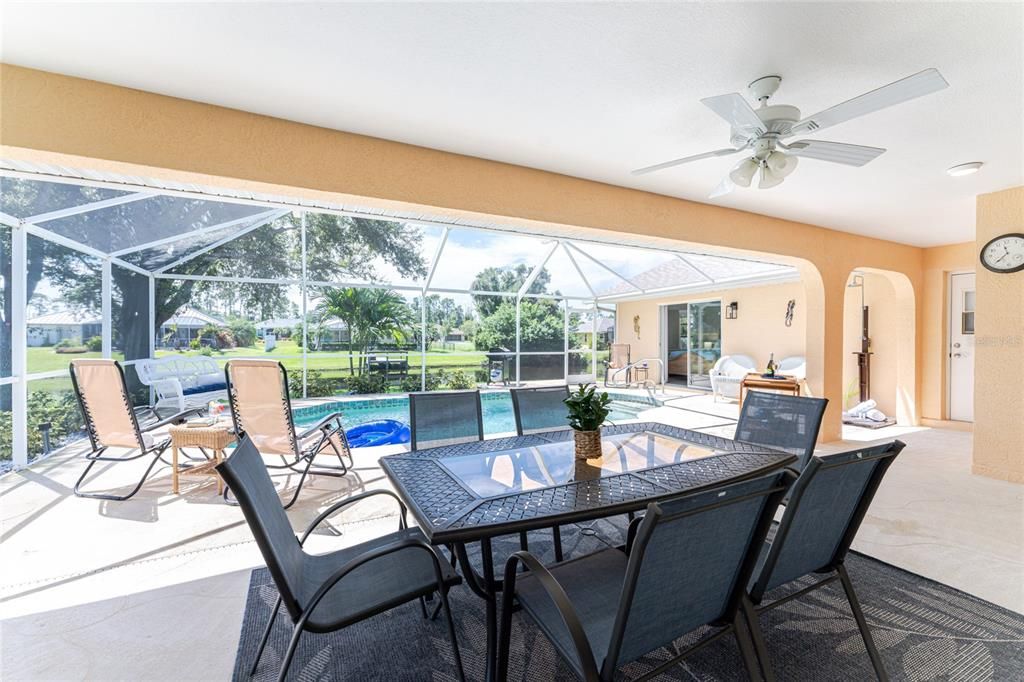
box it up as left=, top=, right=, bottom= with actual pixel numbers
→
left=2, top=2, right=1021, bottom=247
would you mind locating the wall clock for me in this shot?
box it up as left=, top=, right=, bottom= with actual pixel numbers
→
left=980, top=233, right=1024, bottom=274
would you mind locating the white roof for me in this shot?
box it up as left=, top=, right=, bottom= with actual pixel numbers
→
left=163, top=307, right=224, bottom=328
left=27, top=310, right=101, bottom=326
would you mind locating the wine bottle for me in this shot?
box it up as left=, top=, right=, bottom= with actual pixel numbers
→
left=766, top=353, right=775, bottom=377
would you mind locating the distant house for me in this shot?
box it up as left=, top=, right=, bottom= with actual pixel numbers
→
left=255, top=317, right=301, bottom=338
left=26, top=310, right=101, bottom=347
left=574, top=316, right=615, bottom=348
left=159, top=307, right=225, bottom=348
left=444, top=328, right=466, bottom=342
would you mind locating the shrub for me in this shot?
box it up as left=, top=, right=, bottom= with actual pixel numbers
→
left=446, top=369, right=474, bottom=390
left=55, top=337, right=81, bottom=349
left=198, top=346, right=214, bottom=357
left=85, top=336, right=102, bottom=352
left=228, top=319, right=258, bottom=347
left=189, top=338, right=201, bottom=350
left=0, top=389, right=85, bottom=461
left=399, top=374, right=423, bottom=393
left=346, top=372, right=388, bottom=395
left=306, top=370, right=338, bottom=398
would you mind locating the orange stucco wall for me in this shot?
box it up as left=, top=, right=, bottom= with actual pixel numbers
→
left=0, top=63, right=979, bottom=446
left=973, top=187, right=1024, bottom=482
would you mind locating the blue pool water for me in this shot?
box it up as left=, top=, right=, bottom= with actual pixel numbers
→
left=293, top=391, right=655, bottom=438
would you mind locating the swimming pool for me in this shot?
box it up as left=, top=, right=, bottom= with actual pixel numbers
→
left=293, top=391, right=656, bottom=438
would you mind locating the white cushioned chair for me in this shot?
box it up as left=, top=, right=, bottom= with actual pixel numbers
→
left=776, top=355, right=806, bottom=380
left=709, top=354, right=756, bottom=402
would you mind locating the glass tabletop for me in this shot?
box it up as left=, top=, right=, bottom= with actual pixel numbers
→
left=380, top=422, right=795, bottom=542
left=440, top=430, right=717, bottom=498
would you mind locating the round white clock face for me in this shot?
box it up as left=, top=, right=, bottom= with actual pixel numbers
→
left=981, top=233, right=1024, bottom=274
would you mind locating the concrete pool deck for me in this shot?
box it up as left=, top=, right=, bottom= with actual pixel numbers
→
left=2, top=386, right=1021, bottom=680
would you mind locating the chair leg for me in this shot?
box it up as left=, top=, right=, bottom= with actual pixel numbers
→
left=732, top=614, right=764, bottom=682
left=552, top=525, right=564, bottom=562
left=741, top=597, right=775, bottom=682
left=497, top=578, right=517, bottom=682
left=438, top=586, right=466, bottom=682
left=74, top=450, right=163, bottom=501
left=251, top=596, right=282, bottom=675
left=281, top=453, right=317, bottom=510
left=277, top=624, right=304, bottom=682
left=518, top=530, right=529, bottom=552
left=838, top=565, right=889, bottom=682
left=419, top=596, right=429, bottom=619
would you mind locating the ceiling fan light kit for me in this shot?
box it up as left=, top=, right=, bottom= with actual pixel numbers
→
left=633, top=68, right=949, bottom=199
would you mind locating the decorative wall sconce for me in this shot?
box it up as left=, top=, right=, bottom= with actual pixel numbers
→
left=725, top=302, right=738, bottom=319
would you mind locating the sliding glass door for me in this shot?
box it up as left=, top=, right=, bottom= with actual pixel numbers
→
left=686, top=301, right=722, bottom=389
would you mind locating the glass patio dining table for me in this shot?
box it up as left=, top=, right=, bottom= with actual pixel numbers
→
left=380, top=421, right=795, bottom=681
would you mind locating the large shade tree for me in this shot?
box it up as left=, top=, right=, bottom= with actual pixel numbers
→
left=0, top=179, right=427, bottom=400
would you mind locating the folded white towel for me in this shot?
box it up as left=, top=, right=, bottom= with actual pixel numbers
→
left=848, top=400, right=877, bottom=417
left=865, top=409, right=888, bottom=422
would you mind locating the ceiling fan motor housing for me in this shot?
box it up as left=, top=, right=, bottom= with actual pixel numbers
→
left=729, top=104, right=802, bottom=148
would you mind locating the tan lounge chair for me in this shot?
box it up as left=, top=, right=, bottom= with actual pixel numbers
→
left=70, top=359, right=200, bottom=500
left=224, top=359, right=352, bottom=508
left=603, top=343, right=631, bottom=386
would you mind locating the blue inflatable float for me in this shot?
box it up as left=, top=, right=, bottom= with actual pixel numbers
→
left=345, top=419, right=411, bottom=448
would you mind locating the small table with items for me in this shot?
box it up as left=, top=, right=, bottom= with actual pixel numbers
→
left=380, top=422, right=794, bottom=681
left=167, top=418, right=235, bottom=495
left=739, top=372, right=802, bottom=405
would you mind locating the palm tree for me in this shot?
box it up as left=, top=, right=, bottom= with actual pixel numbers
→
left=315, top=288, right=414, bottom=376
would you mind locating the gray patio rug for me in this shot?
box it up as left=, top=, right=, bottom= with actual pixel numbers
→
left=234, top=519, right=1024, bottom=681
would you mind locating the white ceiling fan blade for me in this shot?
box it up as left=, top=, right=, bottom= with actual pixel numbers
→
left=789, top=68, right=948, bottom=136
left=786, top=140, right=886, bottom=167
left=708, top=174, right=735, bottom=199
left=631, top=148, right=742, bottom=176
left=701, top=93, right=767, bottom=136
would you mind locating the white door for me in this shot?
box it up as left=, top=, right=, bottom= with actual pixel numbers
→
left=948, top=272, right=975, bottom=422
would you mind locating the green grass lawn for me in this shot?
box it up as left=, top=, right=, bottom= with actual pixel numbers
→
left=26, top=339, right=609, bottom=395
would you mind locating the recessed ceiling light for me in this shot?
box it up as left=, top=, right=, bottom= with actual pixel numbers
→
left=947, top=162, right=983, bottom=177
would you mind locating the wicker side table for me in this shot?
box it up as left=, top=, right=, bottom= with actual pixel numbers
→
left=167, top=420, right=235, bottom=495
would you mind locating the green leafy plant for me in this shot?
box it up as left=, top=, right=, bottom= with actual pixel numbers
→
left=85, top=335, right=102, bottom=352
left=346, top=372, right=388, bottom=395
left=564, top=383, right=611, bottom=432
left=446, top=369, right=474, bottom=390
left=227, top=318, right=258, bottom=347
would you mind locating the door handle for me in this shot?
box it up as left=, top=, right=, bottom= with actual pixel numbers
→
left=953, top=353, right=962, bottom=358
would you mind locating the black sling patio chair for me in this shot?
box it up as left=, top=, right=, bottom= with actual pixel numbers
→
left=742, top=440, right=906, bottom=682
left=735, top=391, right=829, bottom=471
left=496, top=469, right=795, bottom=682
left=510, top=385, right=572, bottom=559
left=70, top=359, right=202, bottom=501
left=217, top=436, right=465, bottom=682
left=224, top=359, right=353, bottom=509
left=408, top=389, right=484, bottom=450
left=510, top=385, right=571, bottom=436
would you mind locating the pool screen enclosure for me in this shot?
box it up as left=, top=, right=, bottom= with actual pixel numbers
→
left=0, top=165, right=799, bottom=468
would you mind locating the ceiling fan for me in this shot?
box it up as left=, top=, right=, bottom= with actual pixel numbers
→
left=632, top=68, right=949, bottom=198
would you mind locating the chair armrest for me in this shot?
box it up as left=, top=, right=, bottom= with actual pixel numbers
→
left=296, top=412, right=345, bottom=440
left=503, top=551, right=600, bottom=681
left=297, top=537, right=448, bottom=630
left=299, top=489, right=408, bottom=545
left=141, top=407, right=206, bottom=432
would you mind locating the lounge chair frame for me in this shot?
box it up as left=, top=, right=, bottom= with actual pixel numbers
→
left=70, top=359, right=201, bottom=501
left=224, top=360, right=353, bottom=509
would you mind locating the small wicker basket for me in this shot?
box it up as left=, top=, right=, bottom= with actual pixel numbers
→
left=573, top=428, right=602, bottom=460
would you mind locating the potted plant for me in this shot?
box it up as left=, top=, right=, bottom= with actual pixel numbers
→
left=564, top=383, right=612, bottom=460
